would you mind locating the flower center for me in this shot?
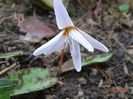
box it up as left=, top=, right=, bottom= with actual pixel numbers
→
left=63, top=26, right=77, bottom=36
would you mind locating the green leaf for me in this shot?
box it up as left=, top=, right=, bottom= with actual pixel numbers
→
left=108, top=7, right=118, bottom=17
left=62, top=53, right=113, bottom=72
left=119, top=4, right=129, bottom=13
left=82, top=52, right=113, bottom=66
left=0, top=79, right=18, bottom=99
left=0, top=92, right=10, bottom=99
left=6, top=68, right=58, bottom=96
left=0, top=51, right=23, bottom=59
left=0, top=79, right=18, bottom=92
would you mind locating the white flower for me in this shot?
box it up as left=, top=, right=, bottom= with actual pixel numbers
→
left=33, top=0, right=109, bottom=72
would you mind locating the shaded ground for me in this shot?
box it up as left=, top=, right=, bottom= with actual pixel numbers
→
left=0, top=0, right=133, bottom=99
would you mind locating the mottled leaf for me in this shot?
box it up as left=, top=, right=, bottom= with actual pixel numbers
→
left=18, top=16, right=55, bottom=42
left=0, top=79, right=18, bottom=99
left=0, top=92, right=10, bottom=99
left=0, top=79, right=18, bottom=92
left=62, top=53, right=113, bottom=72
left=82, top=52, right=113, bottom=66
left=6, top=68, right=58, bottom=96
left=0, top=51, right=23, bottom=59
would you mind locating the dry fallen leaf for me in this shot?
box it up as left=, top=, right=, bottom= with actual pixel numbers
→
left=62, top=53, right=113, bottom=73
left=61, top=59, right=74, bottom=73
left=104, top=87, right=126, bottom=93
left=118, top=0, right=133, bottom=9
left=18, top=16, right=55, bottom=42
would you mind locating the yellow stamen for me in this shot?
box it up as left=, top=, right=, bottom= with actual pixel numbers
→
left=63, top=26, right=77, bottom=36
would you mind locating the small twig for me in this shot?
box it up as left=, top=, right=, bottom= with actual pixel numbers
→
left=0, top=63, right=19, bottom=76
left=98, top=79, right=103, bottom=87
left=123, top=65, right=129, bottom=75
left=0, top=15, right=13, bottom=24
left=115, top=38, right=133, bottom=59
left=0, top=61, right=7, bottom=64
left=4, top=28, right=17, bottom=36
left=112, top=80, right=117, bottom=87
left=57, top=80, right=64, bottom=85
left=95, top=66, right=109, bottom=80
left=75, top=11, right=90, bottom=26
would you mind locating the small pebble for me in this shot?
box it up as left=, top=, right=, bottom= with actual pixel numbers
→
left=90, top=92, right=98, bottom=99
left=78, top=90, right=84, bottom=97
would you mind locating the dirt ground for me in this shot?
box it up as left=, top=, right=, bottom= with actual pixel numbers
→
left=0, top=0, right=133, bottom=99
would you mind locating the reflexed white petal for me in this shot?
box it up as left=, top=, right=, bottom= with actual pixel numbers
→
left=33, top=31, right=64, bottom=56
left=43, top=37, right=65, bottom=55
left=54, top=0, right=74, bottom=29
left=69, top=39, right=81, bottom=72
left=79, top=29, right=109, bottom=52
left=69, top=30, right=94, bottom=52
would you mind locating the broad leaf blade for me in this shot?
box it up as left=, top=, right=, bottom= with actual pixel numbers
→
left=0, top=79, right=18, bottom=92
left=82, top=52, right=113, bottom=66
left=0, top=92, right=10, bottom=99
left=6, top=68, right=58, bottom=96
left=62, top=53, right=113, bottom=73
left=0, top=79, right=18, bottom=99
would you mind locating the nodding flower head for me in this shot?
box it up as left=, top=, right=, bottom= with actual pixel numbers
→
left=33, top=0, right=109, bottom=72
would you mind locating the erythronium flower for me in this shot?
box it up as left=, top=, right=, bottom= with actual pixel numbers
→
left=33, top=0, right=109, bottom=72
